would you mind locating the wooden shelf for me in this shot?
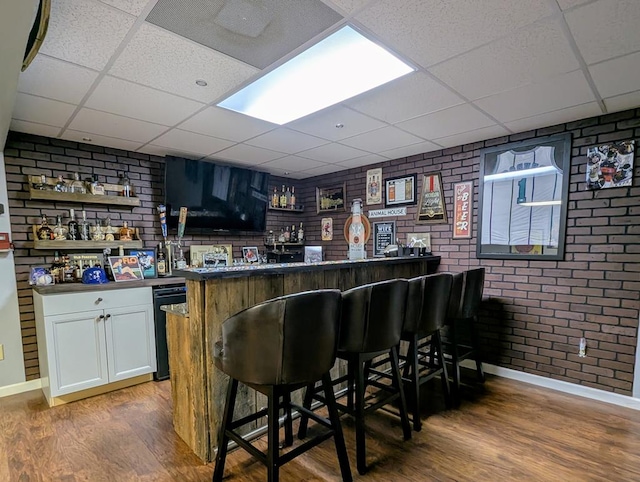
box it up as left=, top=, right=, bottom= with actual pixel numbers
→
left=268, top=206, right=304, bottom=213
left=264, top=242, right=304, bottom=247
left=30, top=239, right=143, bottom=250
left=29, top=187, right=140, bottom=207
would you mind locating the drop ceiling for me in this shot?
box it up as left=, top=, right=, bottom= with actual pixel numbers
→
left=8, top=0, right=640, bottom=179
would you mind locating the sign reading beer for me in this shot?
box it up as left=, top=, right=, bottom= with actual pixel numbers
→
left=453, top=181, right=473, bottom=239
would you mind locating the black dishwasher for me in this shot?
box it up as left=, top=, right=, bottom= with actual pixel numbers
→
left=152, top=284, right=187, bottom=381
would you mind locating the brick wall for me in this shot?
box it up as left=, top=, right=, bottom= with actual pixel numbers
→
left=4, top=107, right=640, bottom=393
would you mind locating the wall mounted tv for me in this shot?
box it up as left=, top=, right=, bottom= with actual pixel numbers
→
left=164, top=156, right=270, bottom=233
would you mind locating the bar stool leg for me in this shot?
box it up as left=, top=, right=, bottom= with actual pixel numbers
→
left=267, top=386, right=280, bottom=482
left=297, top=382, right=315, bottom=440
left=406, top=336, right=422, bottom=432
left=282, top=391, right=293, bottom=448
left=354, top=355, right=367, bottom=475
left=449, top=320, right=461, bottom=406
left=213, top=378, right=239, bottom=482
left=435, top=330, right=452, bottom=409
left=322, top=373, right=353, bottom=482
left=390, top=346, right=412, bottom=440
left=470, top=315, right=486, bottom=383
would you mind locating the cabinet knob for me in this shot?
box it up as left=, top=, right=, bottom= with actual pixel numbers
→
left=97, top=315, right=105, bottom=321
left=105, top=314, right=111, bottom=320
left=95, top=297, right=103, bottom=305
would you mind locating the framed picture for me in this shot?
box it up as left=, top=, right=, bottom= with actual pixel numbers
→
left=202, top=245, right=233, bottom=268
left=373, top=221, right=396, bottom=257
left=321, top=217, right=333, bottom=241
left=366, top=168, right=382, bottom=205
left=416, top=172, right=447, bottom=224
left=406, top=233, right=431, bottom=252
left=316, top=183, right=346, bottom=213
left=453, top=181, right=473, bottom=239
left=477, top=133, right=571, bottom=260
left=125, top=248, right=157, bottom=278
left=242, top=246, right=259, bottom=264
left=108, top=256, right=144, bottom=282
left=189, top=245, right=215, bottom=268
left=385, top=174, right=417, bottom=207
left=585, top=140, right=634, bottom=190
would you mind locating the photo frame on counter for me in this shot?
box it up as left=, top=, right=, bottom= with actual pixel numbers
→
left=199, top=244, right=233, bottom=267
left=189, top=245, right=216, bottom=268
left=366, top=168, right=382, bottom=205
left=108, top=256, right=144, bottom=282
left=385, top=174, right=417, bottom=207
left=416, top=172, right=447, bottom=224
left=316, top=183, right=346, bottom=213
left=125, top=248, right=157, bottom=278
left=242, top=246, right=259, bottom=264
left=373, top=221, right=396, bottom=257
left=452, top=181, right=473, bottom=239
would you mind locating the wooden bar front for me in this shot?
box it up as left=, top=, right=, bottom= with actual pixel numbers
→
left=166, top=256, right=440, bottom=462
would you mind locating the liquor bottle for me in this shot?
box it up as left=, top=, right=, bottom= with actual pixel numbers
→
left=157, top=244, right=167, bottom=276
left=290, top=224, right=297, bottom=243
left=34, top=174, right=49, bottom=190
left=89, top=174, right=105, bottom=195
left=284, top=225, right=290, bottom=242
left=53, top=215, right=67, bottom=240
left=290, top=186, right=296, bottom=209
left=79, top=210, right=90, bottom=241
left=62, top=255, right=75, bottom=283
left=271, top=187, right=278, bottom=208
left=70, top=172, right=86, bottom=194
left=348, top=199, right=365, bottom=261
left=119, top=221, right=134, bottom=241
left=37, top=214, right=54, bottom=240
left=50, top=251, right=64, bottom=284
left=92, top=222, right=104, bottom=241
left=67, top=209, right=80, bottom=240
left=119, top=173, right=132, bottom=197
left=54, top=175, right=67, bottom=192
left=297, top=222, right=304, bottom=243
left=175, top=248, right=187, bottom=269
left=285, top=186, right=292, bottom=209
left=279, top=185, right=287, bottom=209
left=278, top=228, right=285, bottom=243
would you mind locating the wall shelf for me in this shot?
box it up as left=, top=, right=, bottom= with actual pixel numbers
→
left=30, top=239, right=143, bottom=250
left=268, top=206, right=304, bottom=213
left=28, top=187, right=140, bottom=207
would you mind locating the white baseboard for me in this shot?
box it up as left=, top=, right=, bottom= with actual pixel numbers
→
left=0, top=378, right=42, bottom=399
left=461, top=360, right=640, bottom=411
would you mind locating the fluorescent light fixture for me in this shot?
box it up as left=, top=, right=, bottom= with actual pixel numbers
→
left=484, top=165, right=559, bottom=181
left=519, top=200, right=562, bottom=207
left=217, top=25, right=414, bottom=124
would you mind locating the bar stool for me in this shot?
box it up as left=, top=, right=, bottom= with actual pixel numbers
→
left=298, top=279, right=411, bottom=475
left=400, top=273, right=453, bottom=431
left=212, top=290, right=352, bottom=482
left=445, top=268, right=486, bottom=405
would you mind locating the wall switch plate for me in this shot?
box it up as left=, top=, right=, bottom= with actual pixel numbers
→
left=0, top=344, right=4, bottom=361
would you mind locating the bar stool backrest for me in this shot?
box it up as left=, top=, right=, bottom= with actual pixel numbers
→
left=339, top=279, right=408, bottom=353
left=447, top=268, right=485, bottom=321
left=215, top=289, right=342, bottom=386
left=404, top=273, right=453, bottom=337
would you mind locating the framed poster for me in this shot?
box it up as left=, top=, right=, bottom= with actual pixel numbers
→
left=453, top=181, right=473, bottom=239
left=202, top=245, right=233, bottom=268
left=586, top=140, right=634, bottom=190
left=373, top=221, right=396, bottom=257
left=366, top=168, right=382, bottom=205
left=125, top=248, right=157, bottom=278
left=416, top=172, right=447, bottom=224
left=108, top=256, right=144, bottom=282
left=316, top=183, right=346, bottom=213
left=321, top=217, right=333, bottom=241
left=385, top=174, right=417, bottom=207
left=189, top=245, right=216, bottom=267
left=242, top=246, right=259, bottom=264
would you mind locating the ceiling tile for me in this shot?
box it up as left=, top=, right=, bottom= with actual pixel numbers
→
left=98, top=0, right=150, bottom=16
left=430, top=21, right=579, bottom=100
left=179, top=106, right=276, bottom=142
left=589, top=51, right=640, bottom=99
left=63, top=130, right=144, bottom=152
left=149, top=129, right=234, bottom=156
left=67, top=108, right=168, bottom=143
left=245, top=129, right=328, bottom=154
left=212, top=144, right=286, bottom=165
left=354, top=0, right=551, bottom=67
left=397, top=103, right=496, bottom=140
left=557, top=0, right=592, bottom=9
left=17, top=55, right=98, bottom=104
left=109, top=23, right=258, bottom=103
left=259, top=156, right=328, bottom=172
left=297, top=143, right=369, bottom=163
left=300, top=164, right=350, bottom=178
left=267, top=169, right=309, bottom=180
left=40, top=0, right=135, bottom=70
left=432, top=125, right=510, bottom=149
left=474, top=70, right=596, bottom=123
left=288, top=106, right=387, bottom=141
left=504, top=102, right=602, bottom=133
left=346, top=72, right=464, bottom=123
left=336, top=153, right=388, bottom=168
left=380, top=141, right=441, bottom=161
left=323, top=0, right=373, bottom=16
left=340, top=126, right=425, bottom=152
left=11, top=93, right=76, bottom=127
left=566, top=0, right=640, bottom=64
left=603, top=90, right=640, bottom=114
left=136, top=145, right=204, bottom=159
left=85, top=76, right=205, bottom=126
left=10, top=120, right=61, bottom=138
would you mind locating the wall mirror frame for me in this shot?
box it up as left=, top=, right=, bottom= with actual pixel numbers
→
left=477, top=133, right=572, bottom=260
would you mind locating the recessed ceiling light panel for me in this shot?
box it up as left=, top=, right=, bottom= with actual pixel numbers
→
left=217, top=25, right=414, bottom=125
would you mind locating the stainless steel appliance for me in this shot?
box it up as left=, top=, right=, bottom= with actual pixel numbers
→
left=152, top=284, right=186, bottom=380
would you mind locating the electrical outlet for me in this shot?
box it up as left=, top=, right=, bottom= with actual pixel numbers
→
left=0, top=344, right=4, bottom=361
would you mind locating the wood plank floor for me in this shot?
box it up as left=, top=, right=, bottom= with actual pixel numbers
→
left=1, top=375, right=639, bottom=481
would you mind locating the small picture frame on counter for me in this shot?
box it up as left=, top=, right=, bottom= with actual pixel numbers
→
left=242, top=246, right=259, bottom=264
left=125, top=248, right=157, bottom=278
left=108, top=256, right=144, bottom=282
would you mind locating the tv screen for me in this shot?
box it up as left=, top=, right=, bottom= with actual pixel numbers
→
left=164, top=156, right=270, bottom=233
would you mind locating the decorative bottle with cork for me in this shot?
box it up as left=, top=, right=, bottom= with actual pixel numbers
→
left=119, top=221, right=134, bottom=241
left=37, top=214, right=54, bottom=240
left=67, top=209, right=80, bottom=240
left=348, top=199, right=365, bottom=260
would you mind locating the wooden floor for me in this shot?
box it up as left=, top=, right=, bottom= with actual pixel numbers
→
left=1, top=375, right=640, bottom=481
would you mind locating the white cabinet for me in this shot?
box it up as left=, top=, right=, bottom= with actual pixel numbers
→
left=34, top=287, right=156, bottom=406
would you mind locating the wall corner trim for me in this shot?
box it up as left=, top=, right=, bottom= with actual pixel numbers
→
left=0, top=378, right=42, bottom=399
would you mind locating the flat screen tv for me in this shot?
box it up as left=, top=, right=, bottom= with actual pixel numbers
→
left=164, top=156, right=270, bottom=233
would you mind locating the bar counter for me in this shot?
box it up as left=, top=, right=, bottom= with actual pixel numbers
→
left=167, top=255, right=440, bottom=462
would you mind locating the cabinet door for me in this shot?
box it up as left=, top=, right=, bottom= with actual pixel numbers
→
left=47, top=310, right=108, bottom=396
left=104, top=304, right=156, bottom=382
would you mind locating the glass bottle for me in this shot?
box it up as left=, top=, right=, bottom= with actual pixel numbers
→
left=119, top=220, right=134, bottom=241
left=348, top=199, right=365, bottom=261
left=119, top=173, right=131, bottom=197
left=50, top=251, right=64, bottom=284
left=62, top=255, right=75, bottom=283
left=103, top=217, right=115, bottom=241
left=90, top=174, right=105, bottom=195
left=298, top=222, right=304, bottom=243
left=157, top=244, right=167, bottom=276
left=34, top=174, right=49, bottom=190
left=79, top=210, right=90, bottom=241
left=70, top=172, right=86, bottom=194
left=37, top=214, right=54, bottom=240
left=67, top=209, right=79, bottom=240
left=279, top=185, right=287, bottom=209
left=278, top=227, right=285, bottom=243
left=290, top=224, right=297, bottom=243
left=290, top=186, right=296, bottom=209
left=53, top=215, right=67, bottom=240
left=285, top=186, right=292, bottom=209
left=284, top=225, right=290, bottom=242
left=175, top=248, right=187, bottom=269
left=92, top=222, right=104, bottom=241
left=271, top=187, right=278, bottom=208
left=54, top=175, right=68, bottom=192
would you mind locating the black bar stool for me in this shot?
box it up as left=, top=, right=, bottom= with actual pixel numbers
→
left=400, top=273, right=453, bottom=431
left=445, top=268, right=486, bottom=405
left=298, top=279, right=411, bottom=475
left=212, top=290, right=352, bottom=482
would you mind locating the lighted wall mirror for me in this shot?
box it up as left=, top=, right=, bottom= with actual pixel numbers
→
left=477, top=133, right=572, bottom=260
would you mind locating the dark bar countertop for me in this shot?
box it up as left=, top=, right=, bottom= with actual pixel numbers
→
left=32, top=276, right=187, bottom=294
